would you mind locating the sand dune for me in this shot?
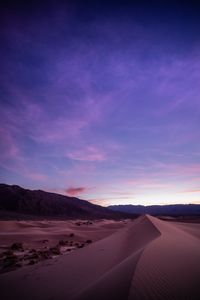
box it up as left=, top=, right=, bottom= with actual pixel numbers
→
left=0, top=215, right=200, bottom=300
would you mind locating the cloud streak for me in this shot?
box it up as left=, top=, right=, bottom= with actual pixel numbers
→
left=1, top=2, right=200, bottom=205
left=66, top=147, right=106, bottom=162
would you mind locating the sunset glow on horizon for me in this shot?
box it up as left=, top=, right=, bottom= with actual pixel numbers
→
left=1, top=1, right=200, bottom=206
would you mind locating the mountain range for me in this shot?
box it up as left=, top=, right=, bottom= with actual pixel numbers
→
left=1, top=183, right=199, bottom=220
left=0, top=183, right=135, bottom=220
left=108, top=204, right=200, bottom=216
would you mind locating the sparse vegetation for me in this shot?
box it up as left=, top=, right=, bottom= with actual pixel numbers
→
left=0, top=231, right=95, bottom=274
left=50, top=246, right=61, bottom=255
left=86, top=240, right=92, bottom=244
left=59, top=240, right=66, bottom=246
left=10, top=243, right=23, bottom=251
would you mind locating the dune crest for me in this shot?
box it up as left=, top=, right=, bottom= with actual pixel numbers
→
left=1, top=215, right=200, bottom=300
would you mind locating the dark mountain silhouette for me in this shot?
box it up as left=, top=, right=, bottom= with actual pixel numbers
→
left=0, top=184, right=136, bottom=220
left=108, top=204, right=200, bottom=217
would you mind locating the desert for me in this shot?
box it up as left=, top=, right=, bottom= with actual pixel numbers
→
left=1, top=214, right=200, bottom=300
left=1, top=1, right=200, bottom=299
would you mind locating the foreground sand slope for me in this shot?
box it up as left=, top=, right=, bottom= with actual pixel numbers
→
left=0, top=215, right=200, bottom=300
left=129, top=215, right=200, bottom=300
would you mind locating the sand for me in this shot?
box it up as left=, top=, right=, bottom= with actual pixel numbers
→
left=0, top=215, right=200, bottom=300
left=0, top=219, right=127, bottom=272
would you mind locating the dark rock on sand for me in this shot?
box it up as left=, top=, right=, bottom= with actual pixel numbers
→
left=10, top=243, right=23, bottom=251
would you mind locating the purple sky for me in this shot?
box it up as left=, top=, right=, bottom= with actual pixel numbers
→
left=1, top=1, right=200, bottom=206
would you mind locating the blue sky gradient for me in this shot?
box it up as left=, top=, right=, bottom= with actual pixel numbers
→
left=1, top=1, right=200, bottom=205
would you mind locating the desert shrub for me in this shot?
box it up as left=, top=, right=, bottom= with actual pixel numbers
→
left=10, top=242, right=23, bottom=251
left=50, top=247, right=61, bottom=255
left=59, top=240, right=66, bottom=246
left=86, top=240, right=92, bottom=243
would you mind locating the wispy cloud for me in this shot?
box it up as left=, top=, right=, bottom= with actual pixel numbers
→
left=182, top=189, right=200, bottom=194
left=0, top=158, right=48, bottom=182
left=66, top=146, right=106, bottom=162
left=1, top=3, right=200, bottom=205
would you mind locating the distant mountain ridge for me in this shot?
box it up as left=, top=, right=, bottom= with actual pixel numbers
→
left=108, top=204, right=200, bottom=216
left=0, top=184, right=135, bottom=220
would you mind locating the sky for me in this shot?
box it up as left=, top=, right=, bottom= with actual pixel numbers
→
left=1, top=0, right=200, bottom=206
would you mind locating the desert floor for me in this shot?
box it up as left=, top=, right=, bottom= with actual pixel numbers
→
left=0, top=215, right=200, bottom=300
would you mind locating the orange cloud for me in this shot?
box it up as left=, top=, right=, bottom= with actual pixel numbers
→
left=183, top=189, right=200, bottom=194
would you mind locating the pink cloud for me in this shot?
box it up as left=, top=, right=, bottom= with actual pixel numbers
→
left=66, top=186, right=87, bottom=196
left=66, top=146, right=106, bottom=162
left=182, top=189, right=200, bottom=194
left=0, top=127, right=20, bottom=162
left=23, top=171, right=48, bottom=181
left=1, top=160, right=48, bottom=182
left=126, top=178, right=170, bottom=188
left=160, top=164, right=200, bottom=177
left=0, top=86, right=103, bottom=147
